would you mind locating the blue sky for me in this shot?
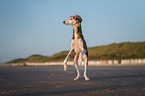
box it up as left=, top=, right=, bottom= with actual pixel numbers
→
left=0, top=0, right=145, bottom=62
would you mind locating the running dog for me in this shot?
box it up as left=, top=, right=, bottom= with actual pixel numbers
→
left=63, top=15, right=90, bottom=80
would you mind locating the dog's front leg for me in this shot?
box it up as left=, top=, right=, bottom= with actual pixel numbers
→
left=64, top=40, right=75, bottom=71
left=64, top=49, right=73, bottom=71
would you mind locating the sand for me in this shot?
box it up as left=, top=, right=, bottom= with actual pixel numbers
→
left=0, top=65, right=145, bottom=96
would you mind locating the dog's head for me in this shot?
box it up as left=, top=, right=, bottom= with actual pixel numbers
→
left=63, top=15, right=82, bottom=25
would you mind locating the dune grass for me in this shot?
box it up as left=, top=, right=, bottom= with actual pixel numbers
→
left=7, top=41, right=145, bottom=63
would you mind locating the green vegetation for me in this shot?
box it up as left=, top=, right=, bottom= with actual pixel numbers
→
left=7, top=41, right=145, bottom=63
left=88, top=42, right=145, bottom=60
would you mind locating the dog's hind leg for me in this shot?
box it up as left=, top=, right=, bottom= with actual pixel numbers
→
left=74, top=54, right=80, bottom=80
left=78, top=49, right=87, bottom=65
left=64, top=49, right=73, bottom=71
left=83, top=54, right=90, bottom=80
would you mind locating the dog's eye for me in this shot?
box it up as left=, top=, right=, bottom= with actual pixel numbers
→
left=69, top=17, right=74, bottom=20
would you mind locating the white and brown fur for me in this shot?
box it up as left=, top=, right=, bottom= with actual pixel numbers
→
left=63, top=15, right=90, bottom=80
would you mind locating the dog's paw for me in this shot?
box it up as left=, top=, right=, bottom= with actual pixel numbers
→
left=64, top=66, right=67, bottom=71
left=74, top=77, right=79, bottom=81
left=85, top=77, right=90, bottom=81
left=64, top=64, right=67, bottom=72
left=64, top=60, right=68, bottom=71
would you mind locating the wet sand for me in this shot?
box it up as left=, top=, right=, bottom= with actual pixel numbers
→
left=0, top=65, right=145, bottom=96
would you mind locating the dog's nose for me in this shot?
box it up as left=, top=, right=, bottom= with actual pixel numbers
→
left=63, top=21, right=65, bottom=24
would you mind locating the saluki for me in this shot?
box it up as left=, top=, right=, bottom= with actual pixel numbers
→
left=63, top=15, right=90, bottom=80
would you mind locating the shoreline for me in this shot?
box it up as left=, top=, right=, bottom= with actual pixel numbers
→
left=1, top=63, right=145, bottom=67
left=1, top=58, right=145, bottom=67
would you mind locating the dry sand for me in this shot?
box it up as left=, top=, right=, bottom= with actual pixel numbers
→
left=0, top=65, right=145, bottom=96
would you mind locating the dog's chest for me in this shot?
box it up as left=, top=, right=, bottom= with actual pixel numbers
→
left=71, top=39, right=84, bottom=54
left=74, top=32, right=78, bottom=40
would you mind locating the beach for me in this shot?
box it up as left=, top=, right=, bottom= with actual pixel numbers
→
left=0, top=65, right=145, bottom=96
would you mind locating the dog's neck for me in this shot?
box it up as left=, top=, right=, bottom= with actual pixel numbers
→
left=72, top=24, right=84, bottom=40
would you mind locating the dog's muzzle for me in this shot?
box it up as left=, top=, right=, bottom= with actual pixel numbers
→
left=63, top=21, right=65, bottom=24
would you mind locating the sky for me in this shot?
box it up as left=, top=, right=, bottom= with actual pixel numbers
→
left=0, top=0, right=145, bottom=62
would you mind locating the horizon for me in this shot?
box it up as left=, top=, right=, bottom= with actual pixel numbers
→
left=0, top=0, right=145, bottom=62
left=5, top=41, right=145, bottom=63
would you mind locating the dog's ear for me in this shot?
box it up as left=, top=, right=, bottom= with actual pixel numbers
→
left=73, top=15, right=82, bottom=23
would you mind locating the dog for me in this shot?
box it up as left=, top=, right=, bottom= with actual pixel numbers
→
left=63, top=15, right=90, bottom=80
